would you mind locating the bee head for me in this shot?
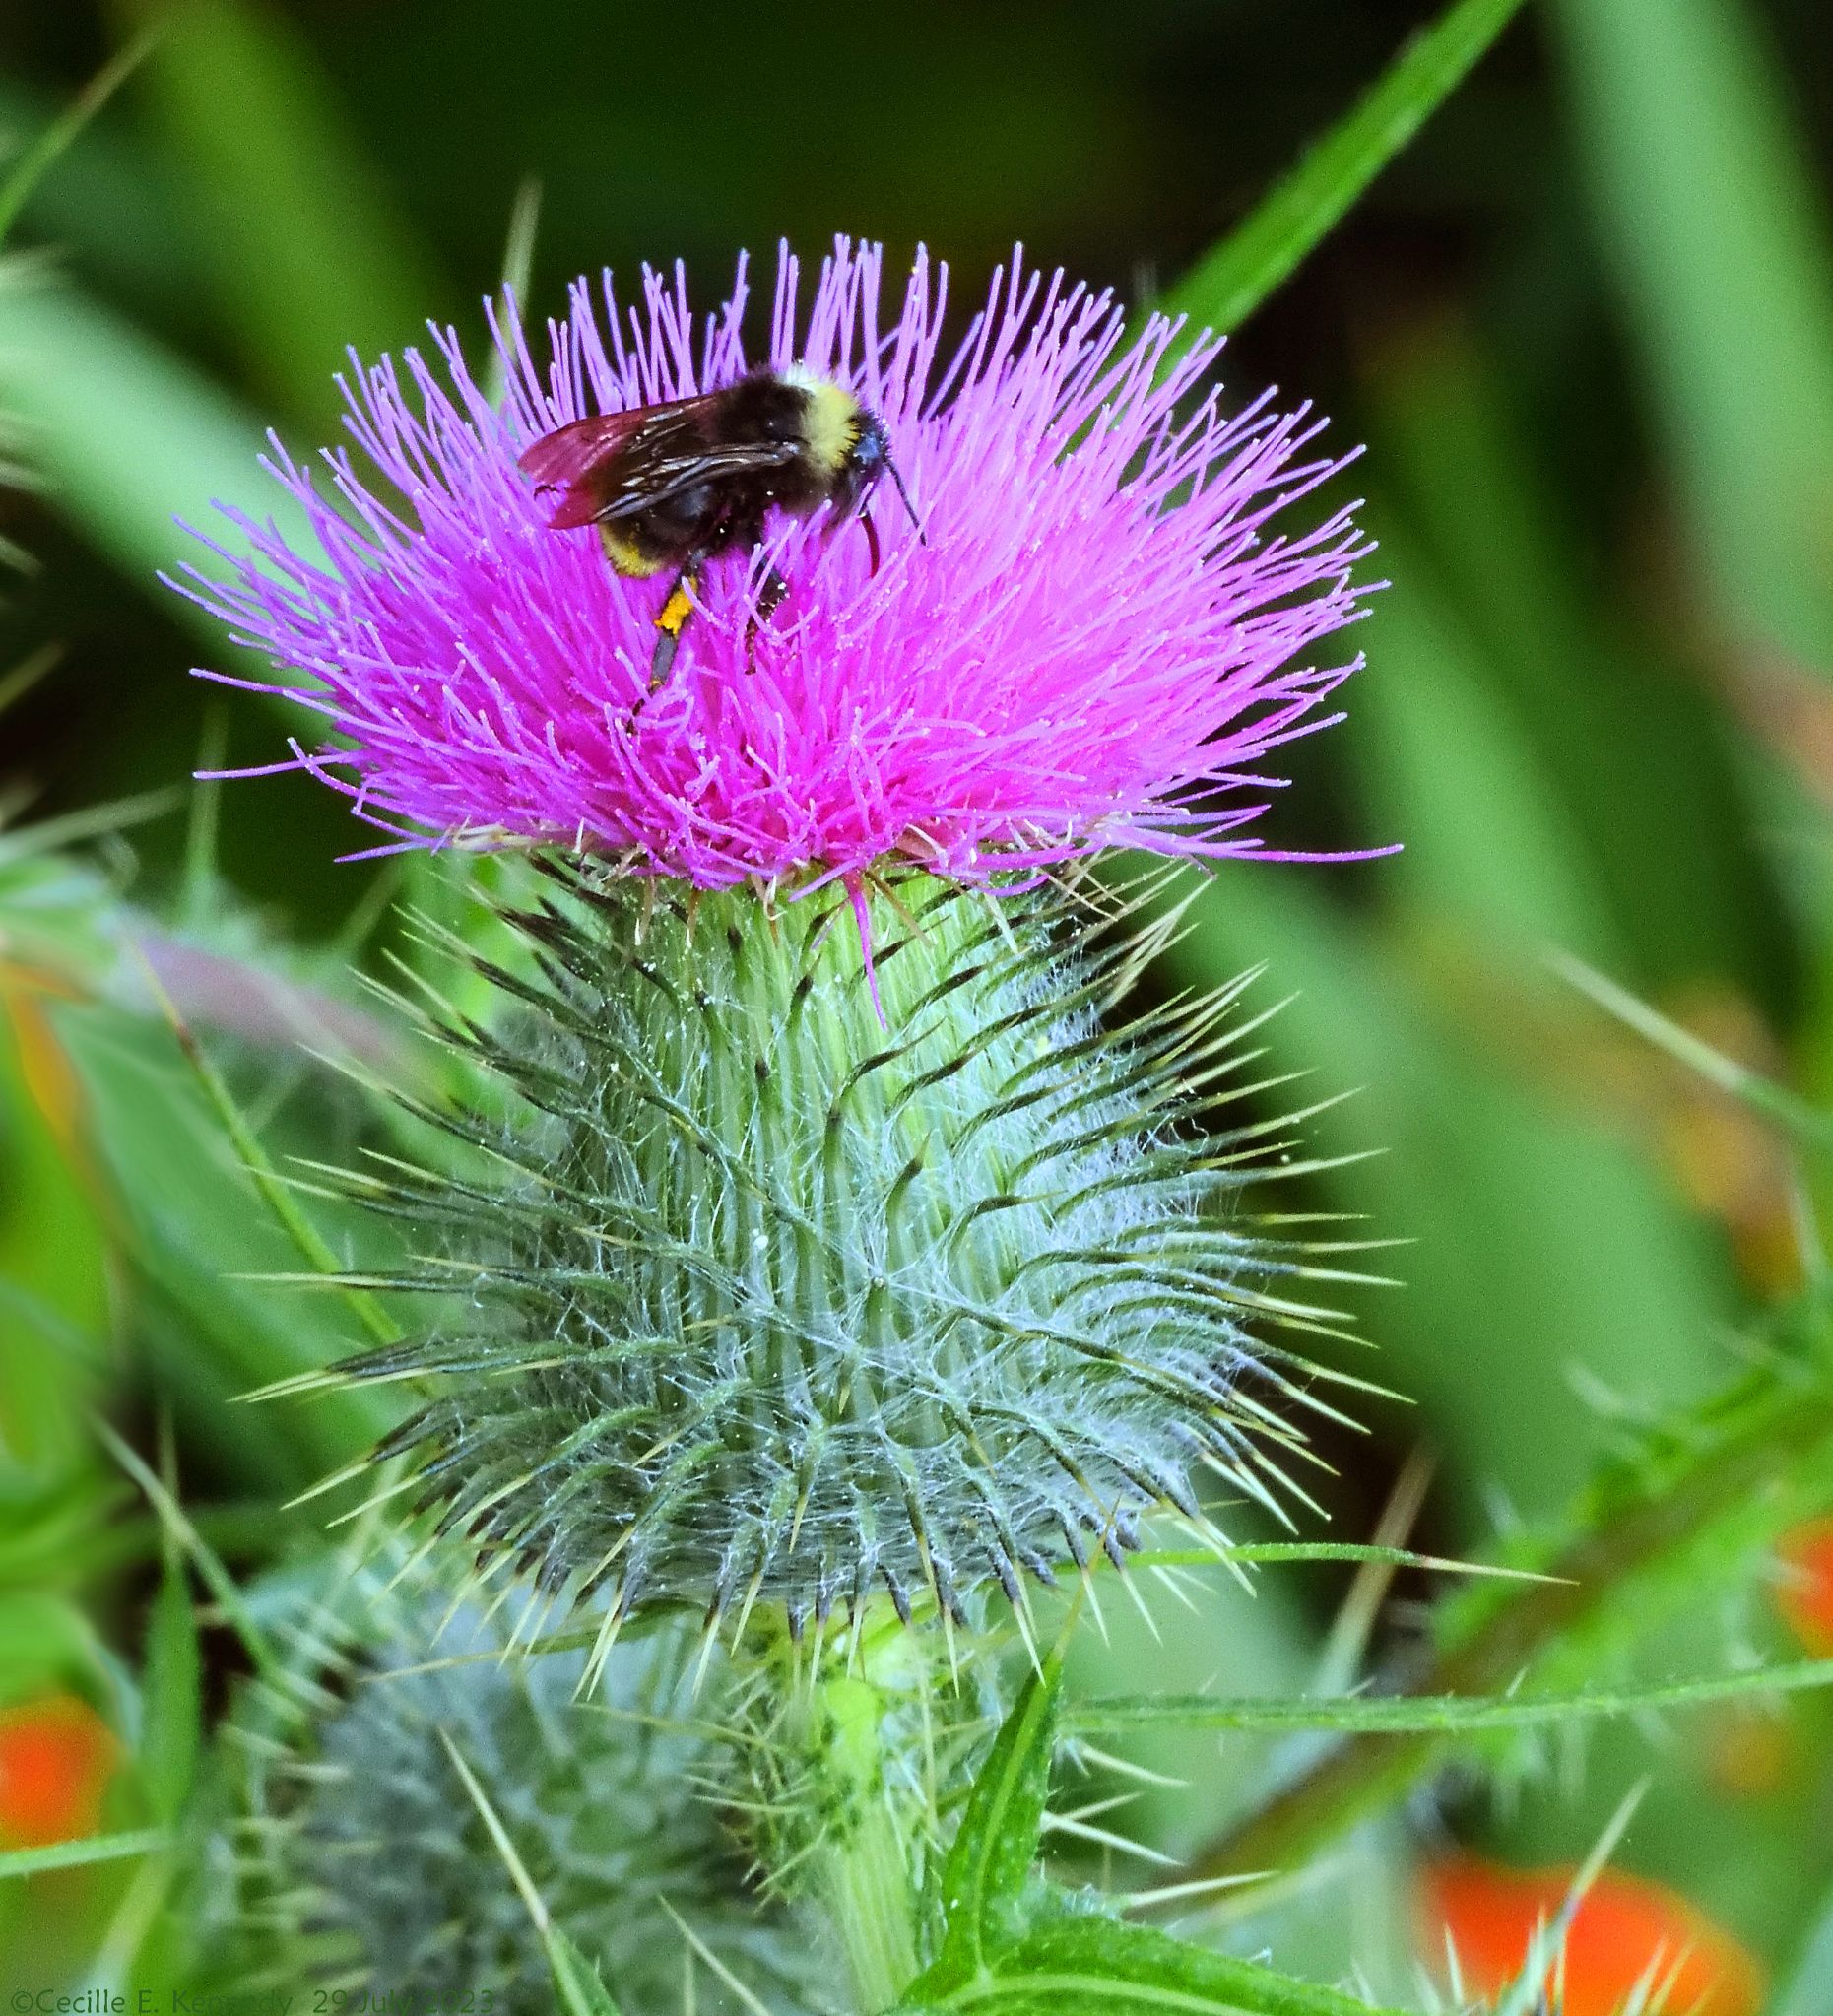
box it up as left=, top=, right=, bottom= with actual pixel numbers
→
left=838, top=410, right=925, bottom=544
left=834, top=411, right=887, bottom=509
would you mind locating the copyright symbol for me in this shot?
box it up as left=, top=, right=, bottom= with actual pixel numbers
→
left=13, top=1989, right=35, bottom=2012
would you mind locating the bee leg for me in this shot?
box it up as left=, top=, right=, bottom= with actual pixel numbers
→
left=649, top=562, right=703, bottom=692
left=744, top=565, right=792, bottom=673
left=859, top=505, right=882, bottom=577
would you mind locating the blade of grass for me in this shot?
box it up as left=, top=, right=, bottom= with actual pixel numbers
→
left=1313, top=1449, right=1433, bottom=1696
left=0, top=26, right=163, bottom=249
left=1364, top=319, right=1778, bottom=990
left=482, top=176, right=542, bottom=410
left=0, top=273, right=310, bottom=617
left=1553, top=949, right=1833, bottom=1160
left=56, top=1005, right=396, bottom=1479
left=1552, top=0, right=1833, bottom=667
left=0, top=1829, right=167, bottom=1880
left=94, top=1416, right=278, bottom=1676
left=440, top=1728, right=626, bottom=2016
left=0, top=789, right=178, bottom=865
left=0, top=72, right=201, bottom=317
left=1163, top=0, right=1528, bottom=336
left=134, top=946, right=395, bottom=1347
left=0, top=644, right=61, bottom=716
left=108, top=0, right=442, bottom=423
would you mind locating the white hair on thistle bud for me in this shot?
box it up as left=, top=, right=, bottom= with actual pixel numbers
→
left=316, top=866, right=1365, bottom=1635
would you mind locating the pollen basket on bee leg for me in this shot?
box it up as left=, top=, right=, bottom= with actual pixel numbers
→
left=656, top=582, right=697, bottom=638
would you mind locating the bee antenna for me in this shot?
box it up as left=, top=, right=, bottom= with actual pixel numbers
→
left=884, top=455, right=927, bottom=546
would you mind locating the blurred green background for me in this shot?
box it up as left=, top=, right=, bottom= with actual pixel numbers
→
left=5, top=0, right=1833, bottom=2005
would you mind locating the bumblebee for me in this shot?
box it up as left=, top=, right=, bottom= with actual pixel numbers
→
left=519, top=364, right=922, bottom=689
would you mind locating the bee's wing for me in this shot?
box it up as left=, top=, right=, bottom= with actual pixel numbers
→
left=517, top=404, right=693, bottom=527
left=519, top=400, right=800, bottom=531
left=590, top=438, right=804, bottom=521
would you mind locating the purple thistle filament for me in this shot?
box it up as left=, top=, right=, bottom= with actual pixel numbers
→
left=176, top=239, right=1376, bottom=889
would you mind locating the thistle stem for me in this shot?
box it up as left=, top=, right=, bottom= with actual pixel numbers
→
left=1190, top=1324, right=1833, bottom=1880
left=810, top=1668, right=923, bottom=2011
left=744, top=1612, right=949, bottom=2014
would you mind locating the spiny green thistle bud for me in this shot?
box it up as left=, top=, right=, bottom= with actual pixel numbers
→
left=213, top=1562, right=812, bottom=2012
left=323, top=866, right=1351, bottom=1635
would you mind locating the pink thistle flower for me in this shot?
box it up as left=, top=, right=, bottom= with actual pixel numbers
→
left=176, top=239, right=1378, bottom=891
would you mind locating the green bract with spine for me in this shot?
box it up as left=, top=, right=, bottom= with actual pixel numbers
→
left=320, top=866, right=1359, bottom=1637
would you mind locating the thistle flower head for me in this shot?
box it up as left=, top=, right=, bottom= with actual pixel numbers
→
left=178, top=239, right=1372, bottom=887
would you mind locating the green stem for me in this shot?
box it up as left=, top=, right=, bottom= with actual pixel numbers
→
left=1191, top=1341, right=1833, bottom=1880
left=814, top=1668, right=923, bottom=2010
left=742, top=1608, right=953, bottom=2014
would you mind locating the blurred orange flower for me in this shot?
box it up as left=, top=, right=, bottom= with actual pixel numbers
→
left=1418, top=1855, right=1763, bottom=2016
left=0, top=1694, right=117, bottom=1849
left=1776, top=1517, right=1833, bottom=1656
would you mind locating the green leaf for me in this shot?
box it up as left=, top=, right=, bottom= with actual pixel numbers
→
left=0, top=1465, right=127, bottom=1588
left=1074, top=1658, right=1833, bottom=1738
left=138, top=1560, right=200, bottom=1822
left=0, top=1828, right=167, bottom=1881
left=546, top=1928, right=625, bottom=2016
left=1348, top=528, right=1614, bottom=956
left=1163, top=0, right=1527, bottom=336
left=1551, top=0, right=1833, bottom=667
left=931, top=1655, right=1063, bottom=1979
left=1774, top=1876, right=1833, bottom=2016
left=1189, top=1305, right=1833, bottom=1881
left=1362, top=319, right=1770, bottom=988
left=0, top=1590, right=113, bottom=1698
left=1155, top=863, right=1725, bottom=1510
left=57, top=1004, right=397, bottom=1485
left=0, top=967, right=113, bottom=1463
left=906, top=1911, right=1407, bottom=2016
left=108, top=0, right=442, bottom=423
left=0, top=272, right=306, bottom=614
left=0, top=1276, right=106, bottom=1370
